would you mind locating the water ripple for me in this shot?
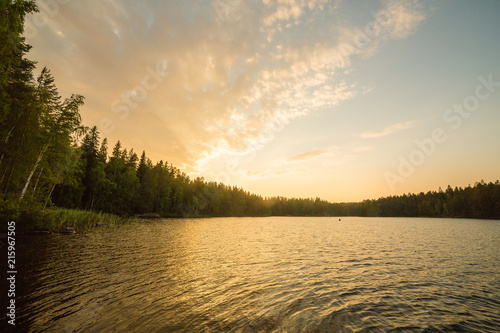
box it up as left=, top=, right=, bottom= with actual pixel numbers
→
left=4, top=217, right=500, bottom=332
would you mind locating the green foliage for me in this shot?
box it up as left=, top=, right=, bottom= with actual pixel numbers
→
left=360, top=181, right=500, bottom=219
left=0, top=1, right=84, bottom=209
left=51, top=128, right=500, bottom=219
left=40, top=208, right=128, bottom=232
left=1, top=1, right=498, bottom=227
left=0, top=193, right=20, bottom=222
left=55, top=125, right=500, bottom=219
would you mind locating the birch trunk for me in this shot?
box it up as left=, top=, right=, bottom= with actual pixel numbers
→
left=43, top=168, right=62, bottom=211
left=0, top=110, right=24, bottom=168
left=31, top=166, right=44, bottom=198
left=19, top=143, right=49, bottom=200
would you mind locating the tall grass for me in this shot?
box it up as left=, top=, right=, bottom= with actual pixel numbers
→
left=0, top=195, right=137, bottom=233
left=34, top=208, right=135, bottom=233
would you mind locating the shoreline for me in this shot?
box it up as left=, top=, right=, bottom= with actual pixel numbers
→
left=6, top=208, right=500, bottom=236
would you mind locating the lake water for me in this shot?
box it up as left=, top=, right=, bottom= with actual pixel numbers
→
left=4, top=217, right=500, bottom=332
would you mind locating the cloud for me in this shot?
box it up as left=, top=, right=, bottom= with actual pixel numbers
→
left=286, top=146, right=338, bottom=162
left=335, top=0, right=428, bottom=59
left=361, top=120, right=418, bottom=138
left=246, top=144, right=342, bottom=178
left=25, top=0, right=430, bottom=172
left=382, top=0, right=427, bottom=39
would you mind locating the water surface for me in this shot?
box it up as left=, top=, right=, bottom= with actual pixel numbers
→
left=5, top=217, right=500, bottom=332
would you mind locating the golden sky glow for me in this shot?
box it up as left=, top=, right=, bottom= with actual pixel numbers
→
left=26, top=0, right=500, bottom=201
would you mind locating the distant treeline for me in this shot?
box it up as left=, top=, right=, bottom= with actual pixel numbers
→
left=356, top=182, right=500, bottom=219
left=46, top=128, right=500, bottom=220
left=1, top=1, right=499, bottom=223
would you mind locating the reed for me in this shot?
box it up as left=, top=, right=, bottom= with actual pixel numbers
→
left=34, top=208, right=135, bottom=233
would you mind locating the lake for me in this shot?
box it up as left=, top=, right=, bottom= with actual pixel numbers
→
left=4, top=217, right=500, bottom=332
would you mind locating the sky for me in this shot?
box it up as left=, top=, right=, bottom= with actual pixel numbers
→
left=25, top=0, right=500, bottom=202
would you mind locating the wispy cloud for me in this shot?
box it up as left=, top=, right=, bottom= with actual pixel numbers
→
left=244, top=141, right=378, bottom=179
left=350, top=0, right=428, bottom=58
left=361, top=120, right=418, bottom=138
left=26, top=0, right=430, bottom=171
left=286, top=146, right=338, bottom=163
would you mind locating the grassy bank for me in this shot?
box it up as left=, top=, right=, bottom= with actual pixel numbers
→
left=1, top=202, right=135, bottom=234
left=35, top=208, right=133, bottom=233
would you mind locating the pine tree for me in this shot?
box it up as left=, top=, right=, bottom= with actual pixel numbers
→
left=80, top=126, right=100, bottom=209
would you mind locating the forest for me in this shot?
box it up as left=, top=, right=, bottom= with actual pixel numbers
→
left=1, top=1, right=499, bottom=226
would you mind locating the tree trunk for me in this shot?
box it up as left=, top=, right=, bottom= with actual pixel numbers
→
left=31, top=166, right=44, bottom=198
left=19, top=143, right=49, bottom=200
left=0, top=110, right=24, bottom=169
left=43, top=168, right=62, bottom=211
left=2, top=164, right=15, bottom=194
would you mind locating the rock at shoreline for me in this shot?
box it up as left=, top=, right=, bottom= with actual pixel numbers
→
left=60, top=227, right=75, bottom=234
